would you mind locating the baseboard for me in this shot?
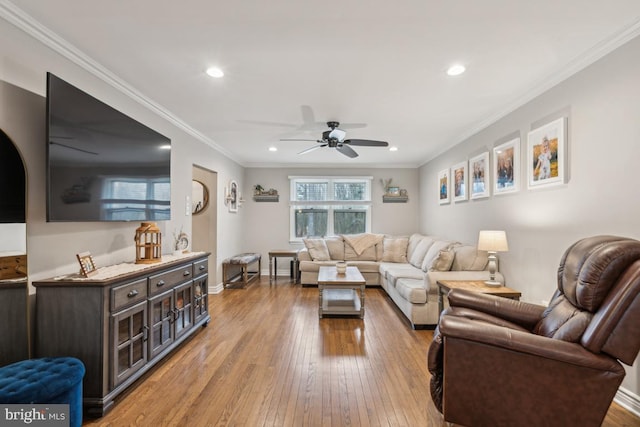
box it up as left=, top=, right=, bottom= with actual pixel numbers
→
left=209, top=282, right=224, bottom=294
left=615, top=387, right=640, bottom=417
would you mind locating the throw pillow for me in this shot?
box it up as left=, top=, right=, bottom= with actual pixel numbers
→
left=303, top=238, right=330, bottom=261
left=421, top=240, right=457, bottom=271
left=381, top=237, right=409, bottom=263
left=426, top=249, right=456, bottom=271
left=324, top=236, right=345, bottom=260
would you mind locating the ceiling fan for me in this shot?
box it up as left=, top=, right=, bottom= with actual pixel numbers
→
left=280, top=121, right=389, bottom=158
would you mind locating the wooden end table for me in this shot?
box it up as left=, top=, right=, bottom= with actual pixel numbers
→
left=268, top=249, right=300, bottom=284
left=436, top=280, right=522, bottom=314
left=317, top=266, right=366, bottom=319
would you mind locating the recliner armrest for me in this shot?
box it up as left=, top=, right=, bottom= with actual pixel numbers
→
left=447, top=288, right=546, bottom=330
left=439, top=314, right=623, bottom=371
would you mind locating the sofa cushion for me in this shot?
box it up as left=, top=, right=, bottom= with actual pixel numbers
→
left=303, top=238, right=330, bottom=261
left=451, top=245, right=489, bottom=271
left=409, top=238, right=434, bottom=268
left=381, top=263, right=425, bottom=287
left=381, top=237, right=409, bottom=263
left=395, top=278, right=428, bottom=304
left=325, top=236, right=345, bottom=260
left=421, top=240, right=457, bottom=271
left=407, top=234, right=426, bottom=261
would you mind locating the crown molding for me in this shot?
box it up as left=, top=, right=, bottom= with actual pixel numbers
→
left=419, top=16, right=640, bottom=167
left=0, top=0, right=242, bottom=165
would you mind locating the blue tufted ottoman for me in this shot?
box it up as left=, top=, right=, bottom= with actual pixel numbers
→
left=0, top=357, right=85, bottom=427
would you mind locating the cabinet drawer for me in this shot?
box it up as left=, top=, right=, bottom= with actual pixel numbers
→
left=148, top=265, right=193, bottom=296
left=193, top=259, right=208, bottom=276
left=111, top=278, right=148, bottom=312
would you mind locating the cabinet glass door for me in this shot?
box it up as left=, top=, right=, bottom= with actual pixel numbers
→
left=194, top=275, right=208, bottom=323
left=174, top=281, right=193, bottom=339
left=112, top=301, right=148, bottom=387
left=149, top=289, right=174, bottom=359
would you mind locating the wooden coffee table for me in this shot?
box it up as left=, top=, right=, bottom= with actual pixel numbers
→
left=317, top=266, right=366, bottom=319
left=436, top=280, right=522, bottom=314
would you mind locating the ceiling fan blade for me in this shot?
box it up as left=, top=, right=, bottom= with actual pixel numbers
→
left=344, top=139, right=389, bottom=147
left=298, top=144, right=325, bottom=155
left=280, top=138, right=320, bottom=142
left=336, top=145, right=359, bottom=158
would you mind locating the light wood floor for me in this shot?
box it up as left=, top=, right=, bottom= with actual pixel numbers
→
left=85, top=277, right=640, bottom=426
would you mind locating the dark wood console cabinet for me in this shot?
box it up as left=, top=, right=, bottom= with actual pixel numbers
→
left=33, top=253, right=210, bottom=417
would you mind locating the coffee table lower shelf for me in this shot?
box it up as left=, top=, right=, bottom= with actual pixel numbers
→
left=321, top=288, right=363, bottom=317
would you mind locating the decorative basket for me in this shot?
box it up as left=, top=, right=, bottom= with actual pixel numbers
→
left=134, top=222, right=162, bottom=264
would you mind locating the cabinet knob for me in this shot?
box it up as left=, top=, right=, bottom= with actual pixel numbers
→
left=183, top=270, right=191, bottom=277
left=127, top=289, right=139, bottom=298
left=199, top=265, right=205, bottom=270
left=156, top=280, right=165, bottom=287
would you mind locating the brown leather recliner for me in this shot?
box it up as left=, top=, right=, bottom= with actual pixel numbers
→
left=428, top=235, right=640, bottom=427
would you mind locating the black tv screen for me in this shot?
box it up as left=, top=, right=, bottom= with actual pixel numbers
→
left=46, top=73, right=171, bottom=222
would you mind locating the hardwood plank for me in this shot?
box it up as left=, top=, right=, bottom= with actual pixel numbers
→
left=84, top=277, right=640, bottom=427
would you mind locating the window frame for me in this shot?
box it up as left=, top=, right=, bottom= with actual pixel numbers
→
left=288, top=176, right=372, bottom=242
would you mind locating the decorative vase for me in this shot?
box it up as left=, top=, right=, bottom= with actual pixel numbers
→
left=336, top=262, right=347, bottom=275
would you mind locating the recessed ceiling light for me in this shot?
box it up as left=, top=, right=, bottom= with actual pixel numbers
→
left=446, top=64, right=466, bottom=76
left=268, top=146, right=277, bottom=152
left=389, top=146, right=398, bottom=152
left=206, top=67, right=224, bottom=78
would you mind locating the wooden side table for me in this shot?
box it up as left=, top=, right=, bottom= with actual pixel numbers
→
left=268, top=249, right=300, bottom=284
left=436, top=280, right=522, bottom=314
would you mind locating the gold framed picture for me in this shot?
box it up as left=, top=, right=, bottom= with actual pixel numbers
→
left=77, top=252, right=97, bottom=277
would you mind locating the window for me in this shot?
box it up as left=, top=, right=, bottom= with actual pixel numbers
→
left=289, top=177, right=372, bottom=241
left=102, top=177, right=170, bottom=220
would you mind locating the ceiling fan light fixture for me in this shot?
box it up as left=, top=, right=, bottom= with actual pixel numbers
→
left=329, top=128, right=346, bottom=142
left=206, top=67, right=224, bottom=78
left=446, top=64, right=466, bottom=76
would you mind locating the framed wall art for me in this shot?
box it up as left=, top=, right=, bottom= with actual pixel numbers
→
left=469, top=152, right=490, bottom=199
left=438, top=168, right=450, bottom=204
left=493, top=137, right=520, bottom=195
left=226, top=180, right=239, bottom=212
left=452, top=161, right=468, bottom=202
left=527, top=117, right=566, bottom=188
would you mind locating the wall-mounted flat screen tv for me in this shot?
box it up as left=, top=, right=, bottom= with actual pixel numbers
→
left=46, top=73, right=171, bottom=222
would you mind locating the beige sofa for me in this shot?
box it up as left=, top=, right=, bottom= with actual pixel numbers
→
left=298, top=233, right=503, bottom=328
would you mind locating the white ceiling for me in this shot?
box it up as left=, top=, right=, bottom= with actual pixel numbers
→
left=5, top=1, right=640, bottom=167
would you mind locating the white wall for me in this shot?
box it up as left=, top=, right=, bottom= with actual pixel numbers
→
left=243, top=167, right=420, bottom=270
left=0, top=19, right=244, bottom=287
left=419, top=35, right=640, bottom=403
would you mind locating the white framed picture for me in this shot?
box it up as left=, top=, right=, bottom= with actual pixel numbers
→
left=452, top=161, right=468, bottom=202
left=469, top=152, right=490, bottom=199
left=493, top=137, right=520, bottom=195
left=527, top=117, right=566, bottom=188
left=438, top=168, right=450, bottom=204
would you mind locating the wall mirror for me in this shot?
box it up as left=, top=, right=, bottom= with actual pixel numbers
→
left=0, top=128, right=29, bottom=366
left=192, top=179, right=209, bottom=215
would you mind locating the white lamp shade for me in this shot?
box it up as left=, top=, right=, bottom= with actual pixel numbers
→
left=478, top=230, right=509, bottom=252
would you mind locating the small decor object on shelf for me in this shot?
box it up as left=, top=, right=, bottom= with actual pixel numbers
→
left=173, top=228, right=190, bottom=255
left=134, top=222, right=162, bottom=264
left=76, top=252, right=97, bottom=277
left=336, top=261, right=347, bottom=275
left=253, top=184, right=264, bottom=195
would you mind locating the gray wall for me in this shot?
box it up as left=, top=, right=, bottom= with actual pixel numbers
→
left=419, top=35, right=640, bottom=401
left=0, top=18, right=244, bottom=288
left=243, top=167, right=420, bottom=268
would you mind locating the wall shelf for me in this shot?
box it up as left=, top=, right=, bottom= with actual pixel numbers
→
left=383, top=195, right=408, bottom=203
left=253, top=194, right=279, bottom=202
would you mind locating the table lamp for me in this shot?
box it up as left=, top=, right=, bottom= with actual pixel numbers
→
left=478, top=230, right=509, bottom=287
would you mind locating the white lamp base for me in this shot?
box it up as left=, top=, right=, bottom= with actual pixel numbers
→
left=484, top=280, right=502, bottom=287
